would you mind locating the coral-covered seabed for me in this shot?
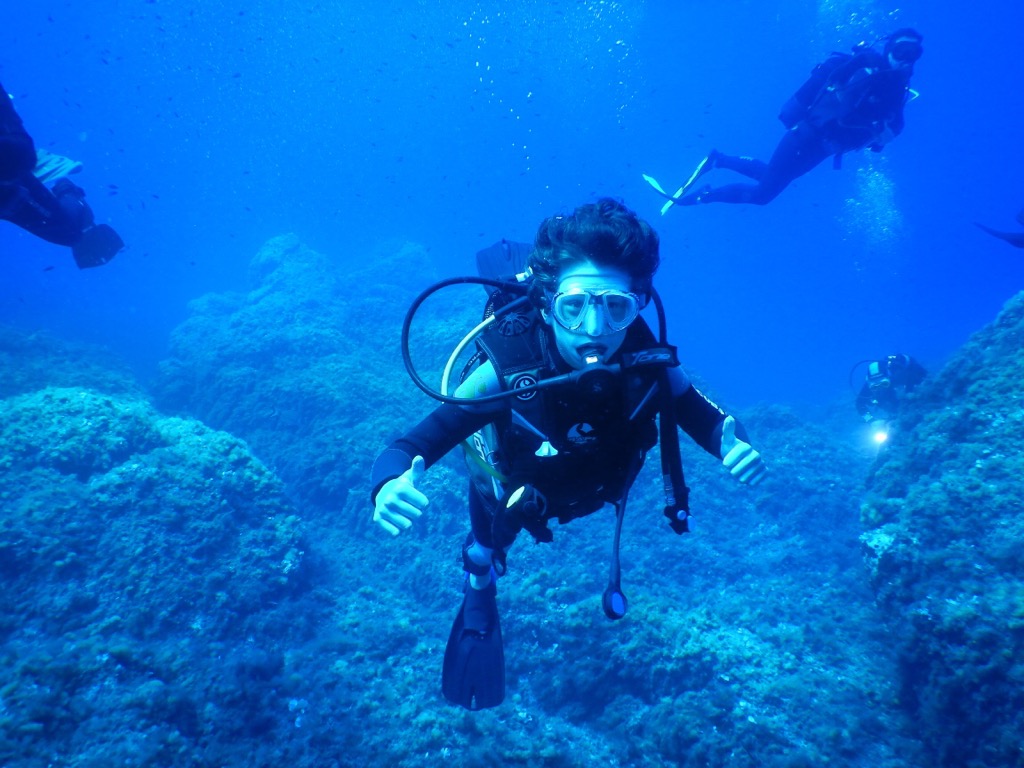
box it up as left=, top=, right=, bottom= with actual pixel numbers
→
left=861, top=292, right=1024, bottom=768
left=2, top=235, right=1018, bottom=767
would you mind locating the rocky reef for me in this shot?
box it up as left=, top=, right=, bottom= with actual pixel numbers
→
left=0, top=326, right=140, bottom=400
left=21, top=233, right=1022, bottom=765
left=861, top=291, right=1024, bottom=768
left=153, top=233, right=476, bottom=520
left=139, top=234, right=924, bottom=766
left=0, top=383, right=314, bottom=765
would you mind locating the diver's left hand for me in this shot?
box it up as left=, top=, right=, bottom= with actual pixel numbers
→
left=720, top=416, right=767, bottom=486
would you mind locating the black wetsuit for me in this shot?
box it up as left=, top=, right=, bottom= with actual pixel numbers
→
left=686, top=49, right=914, bottom=206
left=0, top=85, right=37, bottom=182
left=855, top=354, right=927, bottom=422
left=0, top=81, right=98, bottom=248
left=371, top=318, right=736, bottom=548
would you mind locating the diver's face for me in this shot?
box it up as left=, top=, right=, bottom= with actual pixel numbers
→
left=888, top=52, right=912, bottom=70
left=887, top=38, right=921, bottom=70
left=542, top=259, right=636, bottom=370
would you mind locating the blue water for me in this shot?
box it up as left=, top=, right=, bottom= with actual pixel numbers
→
left=3, top=1, right=1023, bottom=410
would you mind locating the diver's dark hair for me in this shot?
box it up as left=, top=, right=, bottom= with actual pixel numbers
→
left=527, top=197, right=660, bottom=309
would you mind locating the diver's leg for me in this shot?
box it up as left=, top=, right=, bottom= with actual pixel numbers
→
left=443, top=484, right=506, bottom=710
left=466, top=485, right=498, bottom=589
left=5, top=174, right=92, bottom=246
left=753, top=124, right=831, bottom=197
left=465, top=540, right=493, bottom=590
left=681, top=127, right=830, bottom=206
left=0, top=133, right=38, bottom=182
left=712, top=152, right=769, bottom=181
left=677, top=179, right=767, bottom=206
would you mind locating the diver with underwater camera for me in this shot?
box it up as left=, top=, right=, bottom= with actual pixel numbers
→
left=851, top=353, right=927, bottom=446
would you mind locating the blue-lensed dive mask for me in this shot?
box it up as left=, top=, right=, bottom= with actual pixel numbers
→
left=548, top=288, right=641, bottom=335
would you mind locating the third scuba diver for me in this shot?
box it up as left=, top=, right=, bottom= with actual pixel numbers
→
left=854, top=353, right=927, bottom=424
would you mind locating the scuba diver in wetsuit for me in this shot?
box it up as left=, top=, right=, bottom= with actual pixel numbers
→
left=1, top=80, right=123, bottom=268
left=855, top=353, right=927, bottom=424
left=370, top=198, right=767, bottom=710
left=644, top=29, right=923, bottom=212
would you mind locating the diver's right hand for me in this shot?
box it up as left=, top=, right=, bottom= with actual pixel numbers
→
left=373, top=455, right=429, bottom=536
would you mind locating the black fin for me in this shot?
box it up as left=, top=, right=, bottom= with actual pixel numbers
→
left=72, top=224, right=123, bottom=269
left=441, top=582, right=505, bottom=710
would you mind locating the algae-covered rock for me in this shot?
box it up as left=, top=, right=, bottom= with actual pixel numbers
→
left=861, top=291, right=1024, bottom=767
left=0, top=325, right=141, bottom=400
left=494, top=400, right=919, bottom=768
left=149, top=234, right=925, bottom=767
left=0, top=386, right=311, bottom=764
left=0, top=387, right=160, bottom=479
left=154, top=234, right=476, bottom=518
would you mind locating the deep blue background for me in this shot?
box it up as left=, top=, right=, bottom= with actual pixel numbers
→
left=3, top=1, right=1023, bottom=410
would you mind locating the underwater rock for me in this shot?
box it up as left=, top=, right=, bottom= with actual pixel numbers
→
left=155, top=234, right=478, bottom=519
left=150, top=234, right=929, bottom=766
left=0, top=268, right=913, bottom=764
left=0, top=324, right=141, bottom=400
left=861, top=291, right=1024, bottom=766
left=0, top=386, right=311, bottom=764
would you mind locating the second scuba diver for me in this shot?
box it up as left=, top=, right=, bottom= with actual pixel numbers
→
left=645, top=29, right=923, bottom=212
left=370, top=198, right=767, bottom=710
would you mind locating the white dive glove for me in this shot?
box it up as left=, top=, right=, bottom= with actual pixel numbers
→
left=373, top=455, right=429, bottom=536
left=720, top=416, right=767, bottom=486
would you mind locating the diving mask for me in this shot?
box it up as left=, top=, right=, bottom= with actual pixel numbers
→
left=549, top=288, right=641, bottom=334
left=889, top=39, right=922, bottom=64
